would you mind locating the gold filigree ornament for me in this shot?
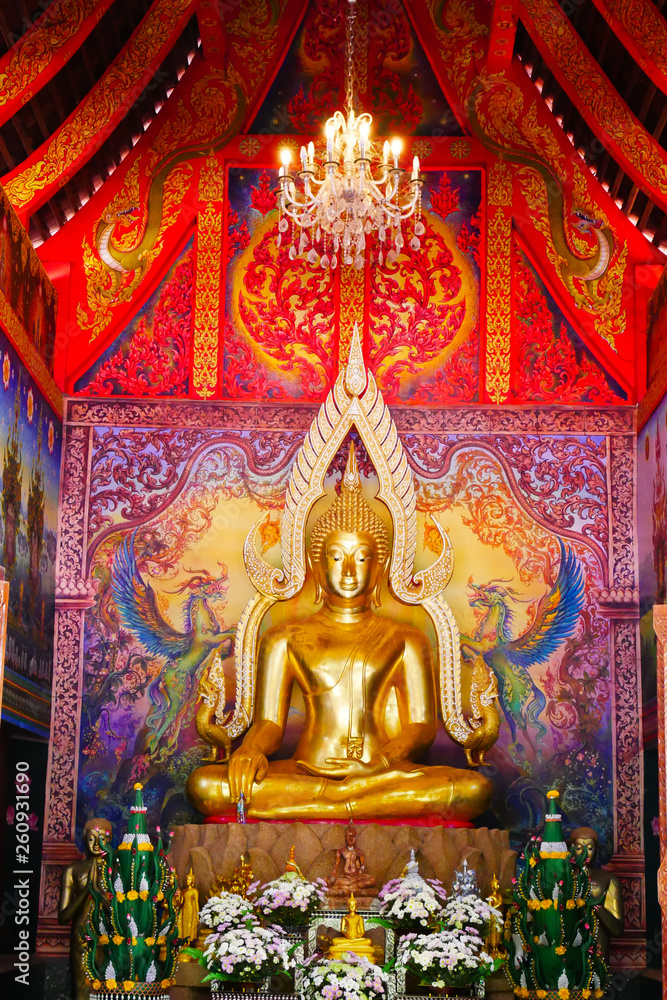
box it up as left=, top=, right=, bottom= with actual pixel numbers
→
left=218, top=324, right=498, bottom=753
left=199, top=153, right=224, bottom=203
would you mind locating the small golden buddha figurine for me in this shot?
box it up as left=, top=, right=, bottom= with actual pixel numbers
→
left=328, top=822, right=375, bottom=898
left=569, top=827, right=624, bottom=962
left=485, top=873, right=505, bottom=959
left=327, top=893, right=378, bottom=963
left=176, top=868, right=200, bottom=961
left=58, top=818, right=112, bottom=1000
left=187, top=446, right=492, bottom=823
left=216, top=852, right=255, bottom=898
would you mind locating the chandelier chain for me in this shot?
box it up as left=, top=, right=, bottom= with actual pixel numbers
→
left=345, top=0, right=357, bottom=117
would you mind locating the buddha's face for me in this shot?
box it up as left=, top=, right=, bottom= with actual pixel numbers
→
left=319, top=530, right=382, bottom=602
left=83, top=823, right=111, bottom=858
left=571, top=837, right=597, bottom=866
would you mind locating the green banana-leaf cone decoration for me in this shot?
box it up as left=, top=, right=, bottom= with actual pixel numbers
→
left=82, top=783, right=181, bottom=995
left=504, top=789, right=608, bottom=1000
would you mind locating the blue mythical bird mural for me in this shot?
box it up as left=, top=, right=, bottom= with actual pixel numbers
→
left=111, top=530, right=235, bottom=773
left=460, top=539, right=585, bottom=767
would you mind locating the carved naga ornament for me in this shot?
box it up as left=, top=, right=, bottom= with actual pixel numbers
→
left=222, top=325, right=495, bottom=752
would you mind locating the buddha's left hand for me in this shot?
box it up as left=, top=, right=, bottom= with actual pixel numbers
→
left=297, top=755, right=389, bottom=778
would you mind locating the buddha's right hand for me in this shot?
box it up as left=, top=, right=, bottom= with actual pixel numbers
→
left=228, top=746, right=269, bottom=805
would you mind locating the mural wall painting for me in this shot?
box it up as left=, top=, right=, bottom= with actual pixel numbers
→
left=38, top=397, right=643, bottom=967
left=0, top=326, right=61, bottom=737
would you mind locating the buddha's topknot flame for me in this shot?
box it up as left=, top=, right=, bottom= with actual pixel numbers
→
left=310, top=443, right=389, bottom=564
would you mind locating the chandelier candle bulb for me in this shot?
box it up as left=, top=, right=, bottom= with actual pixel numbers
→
left=359, top=120, right=369, bottom=158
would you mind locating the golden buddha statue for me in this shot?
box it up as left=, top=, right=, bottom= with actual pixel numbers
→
left=327, top=893, right=378, bottom=963
left=569, top=826, right=624, bottom=962
left=176, top=868, right=200, bottom=961
left=215, top=851, right=255, bottom=897
left=58, top=817, right=112, bottom=1000
left=187, top=450, right=491, bottom=822
left=485, top=873, right=505, bottom=959
left=186, top=330, right=498, bottom=823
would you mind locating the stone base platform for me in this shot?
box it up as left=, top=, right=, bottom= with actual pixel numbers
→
left=169, top=822, right=516, bottom=900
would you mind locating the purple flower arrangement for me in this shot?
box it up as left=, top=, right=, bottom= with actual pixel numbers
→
left=377, top=876, right=448, bottom=931
left=300, top=953, right=388, bottom=1000
left=396, top=927, right=495, bottom=990
left=196, top=920, right=293, bottom=986
left=253, top=871, right=327, bottom=927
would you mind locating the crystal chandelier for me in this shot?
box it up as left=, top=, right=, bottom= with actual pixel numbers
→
left=276, top=0, right=424, bottom=270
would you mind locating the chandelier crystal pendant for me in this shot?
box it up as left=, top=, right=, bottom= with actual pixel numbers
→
left=276, top=0, right=424, bottom=271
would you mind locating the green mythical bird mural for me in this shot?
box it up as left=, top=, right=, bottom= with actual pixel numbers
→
left=111, top=530, right=235, bottom=775
left=460, top=540, right=585, bottom=766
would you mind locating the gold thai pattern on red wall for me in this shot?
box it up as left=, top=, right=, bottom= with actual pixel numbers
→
left=368, top=169, right=481, bottom=404
left=511, top=239, right=627, bottom=404
left=36, top=0, right=663, bottom=408
left=0, top=0, right=114, bottom=127
left=2, top=0, right=199, bottom=215
left=471, top=71, right=629, bottom=356
left=193, top=156, right=225, bottom=400
left=486, top=162, right=512, bottom=404
left=590, top=0, right=667, bottom=96
left=43, top=0, right=301, bottom=372
left=339, top=265, right=365, bottom=363
left=223, top=168, right=336, bottom=403
left=520, top=0, right=667, bottom=213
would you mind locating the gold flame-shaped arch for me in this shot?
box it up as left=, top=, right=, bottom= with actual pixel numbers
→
left=222, top=324, right=488, bottom=749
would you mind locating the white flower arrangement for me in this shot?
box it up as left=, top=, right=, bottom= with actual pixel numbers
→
left=254, top=870, right=327, bottom=927
left=202, top=922, right=293, bottom=984
left=300, top=954, right=388, bottom=1000
left=441, top=892, right=502, bottom=936
left=396, top=927, right=496, bottom=990
left=377, top=876, right=448, bottom=930
left=199, top=890, right=256, bottom=932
